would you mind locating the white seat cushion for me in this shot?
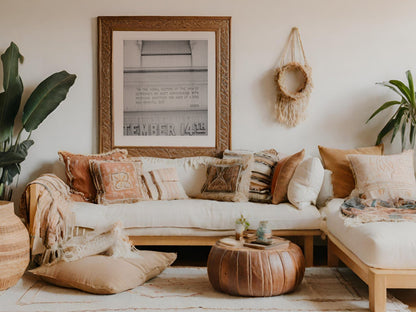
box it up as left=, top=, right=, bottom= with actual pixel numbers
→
left=323, top=198, right=416, bottom=269
left=72, top=199, right=321, bottom=232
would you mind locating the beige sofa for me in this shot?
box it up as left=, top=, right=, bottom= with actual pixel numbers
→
left=24, top=156, right=324, bottom=267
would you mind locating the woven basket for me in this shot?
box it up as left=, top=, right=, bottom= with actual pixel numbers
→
left=0, top=201, right=29, bottom=290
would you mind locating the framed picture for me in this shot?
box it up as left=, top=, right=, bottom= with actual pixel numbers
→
left=98, top=16, right=231, bottom=158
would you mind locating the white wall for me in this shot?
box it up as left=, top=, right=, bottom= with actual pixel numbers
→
left=0, top=0, right=414, bottom=204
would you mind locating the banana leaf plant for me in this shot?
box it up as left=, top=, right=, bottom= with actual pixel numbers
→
left=367, top=70, right=416, bottom=151
left=0, top=42, right=76, bottom=200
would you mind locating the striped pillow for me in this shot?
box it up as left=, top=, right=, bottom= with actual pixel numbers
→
left=223, top=149, right=279, bottom=203
left=142, top=168, right=188, bottom=200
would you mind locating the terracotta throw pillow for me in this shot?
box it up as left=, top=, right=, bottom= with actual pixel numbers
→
left=318, top=145, right=383, bottom=198
left=89, top=159, right=149, bottom=204
left=348, top=150, right=416, bottom=200
left=199, top=156, right=253, bottom=202
left=58, top=149, right=128, bottom=202
left=141, top=168, right=188, bottom=200
left=271, top=149, right=305, bottom=204
left=29, top=251, right=177, bottom=294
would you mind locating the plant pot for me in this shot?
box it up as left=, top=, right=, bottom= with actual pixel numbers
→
left=235, top=223, right=245, bottom=240
left=0, top=201, right=30, bottom=290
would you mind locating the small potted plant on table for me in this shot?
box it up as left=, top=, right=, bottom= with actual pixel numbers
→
left=235, top=214, right=250, bottom=240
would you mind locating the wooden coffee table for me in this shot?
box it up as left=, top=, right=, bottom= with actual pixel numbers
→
left=207, top=237, right=305, bottom=297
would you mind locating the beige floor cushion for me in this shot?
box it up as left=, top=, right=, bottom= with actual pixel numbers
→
left=29, top=251, right=176, bottom=294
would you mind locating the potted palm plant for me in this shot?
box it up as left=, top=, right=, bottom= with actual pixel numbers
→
left=0, top=42, right=76, bottom=200
left=367, top=70, right=416, bottom=151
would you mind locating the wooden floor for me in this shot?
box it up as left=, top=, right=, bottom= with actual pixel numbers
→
left=140, top=245, right=416, bottom=310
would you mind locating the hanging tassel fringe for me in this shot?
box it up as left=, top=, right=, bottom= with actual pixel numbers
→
left=274, top=28, right=313, bottom=127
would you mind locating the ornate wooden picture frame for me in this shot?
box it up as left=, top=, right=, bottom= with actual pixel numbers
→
left=97, top=16, right=231, bottom=158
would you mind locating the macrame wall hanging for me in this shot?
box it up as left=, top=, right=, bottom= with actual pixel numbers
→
left=274, top=27, right=313, bottom=127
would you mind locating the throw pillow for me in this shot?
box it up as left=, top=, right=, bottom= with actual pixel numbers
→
left=316, top=169, right=334, bottom=208
left=89, top=159, right=149, bottom=205
left=271, top=149, right=305, bottom=204
left=223, top=149, right=279, bottom=203
left=141, top=168, right=188, bottom=200
left=29, top=251, right=177, bottom=294
left=58, top=149, right=128, bottom=202
left=199, top=155, right=253, bottom=202
left=287, top=157, right=324, bottom=209
left=318, top=144, right=383, bottom=198
left=347, top=150, right=416, bottom=200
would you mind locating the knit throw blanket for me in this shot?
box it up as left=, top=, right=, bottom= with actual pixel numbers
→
left=341, top=196, right=416, bottom=226
left=20, top=174, right=139, bottom=266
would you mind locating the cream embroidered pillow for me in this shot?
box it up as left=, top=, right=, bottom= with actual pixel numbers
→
left=348, top=150, right=416, bottom=200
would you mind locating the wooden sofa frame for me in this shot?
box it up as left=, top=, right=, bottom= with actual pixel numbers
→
left=327, top=232, right=416, bottom=312
left=26, top=184, right=319, bottom=267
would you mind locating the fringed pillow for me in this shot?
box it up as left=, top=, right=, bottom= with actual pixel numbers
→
left=223, top=149, right=279, bottom=203
left=89, top=159, right=149, bottom=205
left=199, top=155, right=253, bottom=202
left=58, top=149, right=128, bottom=202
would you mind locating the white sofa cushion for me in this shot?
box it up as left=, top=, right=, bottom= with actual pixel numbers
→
left=138, top=156, right=217, bottom=197
left=323, top=198, right=416, bottom=269
left=287, top=157, right=324, bottom=209
left=72, top=199, right=322, bottom=232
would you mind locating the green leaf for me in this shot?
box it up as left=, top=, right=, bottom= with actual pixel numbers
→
left=0, top=139, right=33, bottom=167
left=0, top=43, right=24, bottom=143
left=366, top=100, right=401, bottom=123
left=22, top=71, right=76, bottom=132
left=1, top=42, right=23, bottom=91
left=410, top=123, right=416, bottom=148
left=376, top=116, right=396, bottom=145
left=377, top=82, right=406, bottom=100
left=0, top=163, right=20, bottom=184
left=391, top=108, right=406, bottom=143
left=401, top=119, right=407, bottom=151
left=406, top=70, right=415, bottom=108
left=389, top=79, right=412, bottom=104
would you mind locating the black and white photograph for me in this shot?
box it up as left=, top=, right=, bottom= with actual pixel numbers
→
left=112, top=31, right=216, bottom=148
left=123, top=39, right=208, bottom=137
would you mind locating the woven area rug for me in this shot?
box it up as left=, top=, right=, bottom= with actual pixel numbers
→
left=0, top=267, right=409, bottom=312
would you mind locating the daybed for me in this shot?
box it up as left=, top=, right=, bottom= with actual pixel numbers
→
left=22, top=154, right=324, bottom=267
left=323, top=198, right=416, bottom=312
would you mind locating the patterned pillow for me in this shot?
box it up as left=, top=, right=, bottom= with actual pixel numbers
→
left=58, top=149, right=128, bottom=202
left=318, top=145, right=384, bottom=198
left=199, top=156, right=253, bottom=202
left=89, top=159, right=149, bottom=205
left=271, top=149, right=305, bottom=204
left=347, top=150, right=416, bottom=200
left=223, top=149, right=279, bottom=203
left=141, top=168, right=188, bottom=200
